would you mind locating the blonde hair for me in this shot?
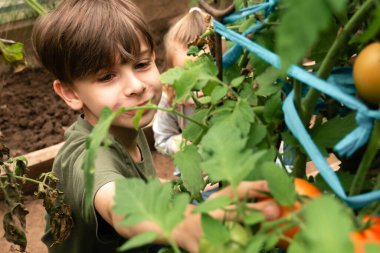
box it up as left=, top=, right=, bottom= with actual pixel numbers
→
left=163, top=8, right=210, bottom=104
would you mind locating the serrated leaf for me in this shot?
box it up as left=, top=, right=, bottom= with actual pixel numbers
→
left=210, top=85, right=228, bottom=104
left=113, top=178, right=189, bottom=247
left=118, top=232, right=157, bottom=252
left=193, top=196, right=231, bottom=214
left=289, top=196, right=354, bottom=253
left=159, top=67, right=185, bottom=85
left=174, top=145, right=204, bottom=196
left=200, top=101, right=263, bottom=187
left=182, top=109, right=208, bottom=144
left=261, top=162, right=296, bottom=206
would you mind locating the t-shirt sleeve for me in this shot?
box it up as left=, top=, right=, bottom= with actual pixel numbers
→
left=73, top=146, right=129, bottom=243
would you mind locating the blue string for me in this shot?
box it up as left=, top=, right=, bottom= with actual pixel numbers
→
left=222, top=0, right=276, bottom=67
left=214, top=9, right=380, bottom=208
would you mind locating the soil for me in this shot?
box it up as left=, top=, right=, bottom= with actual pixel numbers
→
left=0, top=1, right=189, bottom=252
left=0, top=68, right=78, bottom=157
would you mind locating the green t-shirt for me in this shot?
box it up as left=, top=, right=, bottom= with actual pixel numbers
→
left=42, top=116, right=156, bottom=253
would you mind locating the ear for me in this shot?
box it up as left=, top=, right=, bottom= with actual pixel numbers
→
left=53, top=80, right=83, bottom=111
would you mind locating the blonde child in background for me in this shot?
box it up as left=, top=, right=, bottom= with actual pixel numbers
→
left=153, top=8, right=210, bottom=176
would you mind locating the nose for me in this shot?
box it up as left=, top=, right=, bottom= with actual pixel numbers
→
left=123, top=72, right=146, bottom=96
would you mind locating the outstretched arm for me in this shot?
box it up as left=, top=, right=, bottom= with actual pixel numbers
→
left=94, top=180, right=280, bottom=253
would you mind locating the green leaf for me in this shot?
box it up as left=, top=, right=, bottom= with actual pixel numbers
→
left=310, top=113, right=356, bottom=151
left=202, top=214, right=230, bottom=246
left=243, top=211, right=265, bottom=225
left=200, top=100, right=266, bottom=187
left=113, top=178, right=190, bottom=249
left=182, top=109, right=208, bottom=144
left=246, top=234, right=267, bottom=253
left=289, top=196, right=354, bottom=253
left=230, top=76, right=246, bottom=88
left=132, top=109, right=144, bottom=130
left=0, top=42, right=25, bottom=65
left=255, top=67, right=284, bottom=97
left=174, top=145, right=204, bottom=196
left=210, top=85, right=228, bottom=104
left=263, top=91, right=283, bottom=124
left=197, top=96, right=211, bottom=104
left=82, top=106, right=125, bottom=220
left=159, top=67, right=185, bottom=85
left=173, top=70, right=199, bottom=102
left=276, top=0, right=347, bottom=70
left=193, top=196, right=231, bottom=214
left=365, top=244, right=380, bottom=253
left=246, top=122, right=267, bottom=148
left=261, top=162, right=296, bottom=206
left=118, top=232, right=157, bottom=252
left=187, top=45, right=201, bottom=56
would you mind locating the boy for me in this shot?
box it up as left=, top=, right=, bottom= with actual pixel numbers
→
left=31, top=1, right=280, bottom=253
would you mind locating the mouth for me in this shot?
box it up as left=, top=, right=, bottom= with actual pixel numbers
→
left=123, top=100, right=150, bottom=116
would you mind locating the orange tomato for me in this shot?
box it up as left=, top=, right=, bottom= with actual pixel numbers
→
left=353, top=42, right=380, bottom=105
left=276, top=178, right=321, bottom=248
left=351, top=215, right=380, bottom=253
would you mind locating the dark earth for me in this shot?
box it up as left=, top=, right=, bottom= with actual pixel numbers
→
left=0, top=1, right=189, bottom=252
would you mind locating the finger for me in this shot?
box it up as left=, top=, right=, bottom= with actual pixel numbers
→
left=209, top=180, right=270, bottom=200
left=209, top=199, right=280, bottom=221
left=247, top=199, right=281, bottom=221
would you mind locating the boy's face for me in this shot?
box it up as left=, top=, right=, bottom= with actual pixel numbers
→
left=61, top=43, right=162, bottom=129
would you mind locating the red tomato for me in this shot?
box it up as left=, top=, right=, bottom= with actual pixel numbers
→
left=353, top=42, right=380, bottom=105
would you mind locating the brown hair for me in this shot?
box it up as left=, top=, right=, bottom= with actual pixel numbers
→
left=31, top=0, right=154, bottom=84
left=163, top=8, right=209, bottom=104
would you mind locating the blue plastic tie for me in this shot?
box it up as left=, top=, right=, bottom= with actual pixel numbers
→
left=221, top=0, right=277, bottom=68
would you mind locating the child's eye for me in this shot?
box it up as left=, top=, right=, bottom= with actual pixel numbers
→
left=135, top=61, right=151, bottom=70
left=98, top=73, right=115, bottom=82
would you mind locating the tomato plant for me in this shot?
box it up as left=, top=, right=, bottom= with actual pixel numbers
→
left=353, top=42, right=380, bottom=105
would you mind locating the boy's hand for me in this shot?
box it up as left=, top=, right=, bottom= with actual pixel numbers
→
left=208, top=180, right=281, bottom=221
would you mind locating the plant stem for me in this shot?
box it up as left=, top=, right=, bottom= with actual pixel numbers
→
left=301, top=0, right=377, bottom=124
left=0, top=174, right=51, bottom=189
left=126, top=104, right=208, bottom=129
left=349, top=120, right=380, bottom=196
